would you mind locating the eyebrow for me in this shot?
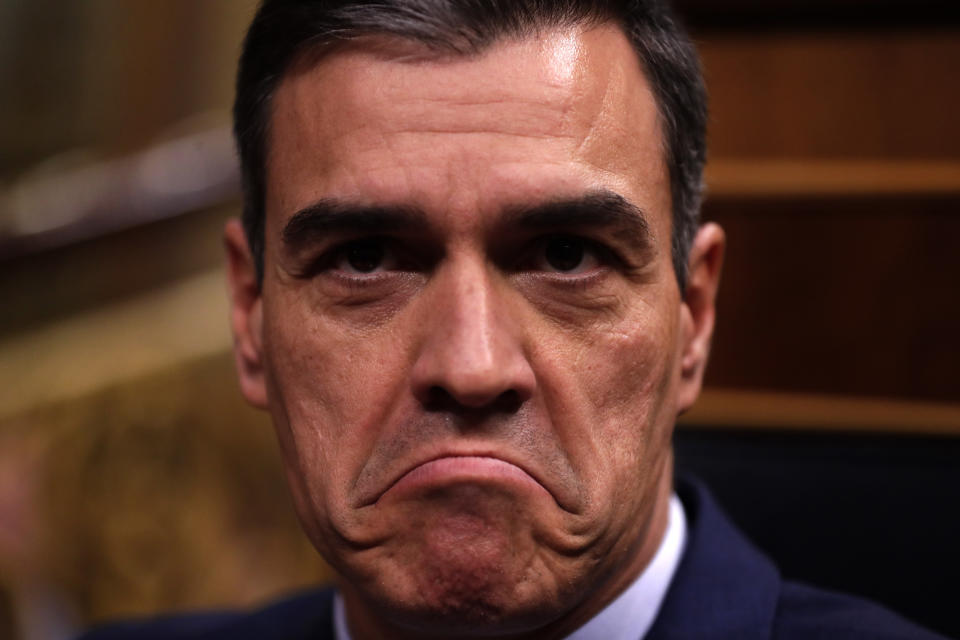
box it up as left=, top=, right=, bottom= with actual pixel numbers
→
left=503, top=190, right=654, bottom=254
left=281, top=189, right=653, bottom=254
left=281, top=199, right=429, bottom=253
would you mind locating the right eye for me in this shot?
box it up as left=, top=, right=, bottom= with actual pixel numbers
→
left=335, top=239, right=389, bottom=274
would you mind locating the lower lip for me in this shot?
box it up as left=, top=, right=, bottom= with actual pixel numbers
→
left=381, top=456, right=551, bottom=502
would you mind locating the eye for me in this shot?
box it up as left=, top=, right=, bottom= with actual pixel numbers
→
left=333, top=238, right=392, bottom=274
left=536, top=235, right=601, bottom=274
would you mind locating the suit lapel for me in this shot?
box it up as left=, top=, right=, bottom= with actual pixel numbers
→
left=645, top=477, right=780, bottom=640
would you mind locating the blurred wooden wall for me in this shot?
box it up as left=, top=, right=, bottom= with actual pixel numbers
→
left=0, top=2, right=958, bottom=638
left=694, top=21, right=960, bottom=407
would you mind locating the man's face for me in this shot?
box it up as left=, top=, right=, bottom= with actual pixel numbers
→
left=228, top=23, right=721, bottom=637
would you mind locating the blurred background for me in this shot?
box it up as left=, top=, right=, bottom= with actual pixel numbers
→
left=0, top=1, right=957, bottom=639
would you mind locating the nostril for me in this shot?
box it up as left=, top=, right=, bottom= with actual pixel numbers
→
left=492, top=389, right=522, bottom=413
left=421, top=385, right=523, bottom=414
left=423, top=385, right=455, bottom=412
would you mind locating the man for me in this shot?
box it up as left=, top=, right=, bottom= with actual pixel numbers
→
left=82, top=1, right=945, bottom=638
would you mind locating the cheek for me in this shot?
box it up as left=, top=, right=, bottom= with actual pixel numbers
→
left=261, top=294, right=412, bottom=498
left=534, top=300, right=679, bottom=490
left=596, top=318, right=677, bottom=427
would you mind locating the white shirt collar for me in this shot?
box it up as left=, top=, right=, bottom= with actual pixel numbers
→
left=334, top=493, right=687, bottom=640
left=564, top=493, right=687, bottom=640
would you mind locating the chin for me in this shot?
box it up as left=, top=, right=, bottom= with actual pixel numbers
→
left=361, top=573, right=564, bottom=639
left=342, top=483, right=576, bottom=635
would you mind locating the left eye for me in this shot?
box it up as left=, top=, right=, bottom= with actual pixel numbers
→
left=535, top=235, right=601, bottom=274
left=333, top=239, right=394, bottom=274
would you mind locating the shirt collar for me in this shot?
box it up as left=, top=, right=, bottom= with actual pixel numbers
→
left=565, top=493, right=687, bottom=640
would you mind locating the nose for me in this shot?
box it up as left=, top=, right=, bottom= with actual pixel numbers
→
left=410, top=258, right=536, bottom=411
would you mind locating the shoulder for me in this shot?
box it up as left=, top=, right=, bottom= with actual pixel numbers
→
left=773, top=581, right=948, bottom=640
left=654, top=477, right=948, bottom=640
left=76, top=587, right=336, bottom=640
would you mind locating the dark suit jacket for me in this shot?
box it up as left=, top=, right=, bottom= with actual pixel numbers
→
left=78, top=478, right=946, bottom=639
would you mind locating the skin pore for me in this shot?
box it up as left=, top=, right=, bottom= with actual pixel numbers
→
left=226, top=22, right=724, bottom=640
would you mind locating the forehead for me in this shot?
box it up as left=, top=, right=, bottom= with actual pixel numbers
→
left=265, top=24, right=669, bottom=233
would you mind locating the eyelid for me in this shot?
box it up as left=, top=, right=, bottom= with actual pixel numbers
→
left=296, top=232, right=629, bottom=280
left=294, top=236, right=385, bottom=278
left=517, top=233, right=621, bottom=273
left=313, top=235, right=433, bottom=278
left=333, top=238, right=396, bottom=275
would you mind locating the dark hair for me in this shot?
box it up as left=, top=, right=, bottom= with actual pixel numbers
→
left=234, top=0, right=706, bottom=289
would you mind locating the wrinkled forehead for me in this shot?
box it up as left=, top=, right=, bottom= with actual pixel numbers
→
left=275, top=25, right=659, bottom=156
left=265, top=24, right=669, bottom=232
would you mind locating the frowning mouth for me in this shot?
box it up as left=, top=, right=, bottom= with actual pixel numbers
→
left=374, top=455, right=553, bottom=505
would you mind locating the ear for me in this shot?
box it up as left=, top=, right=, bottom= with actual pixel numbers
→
left=224, top=218, right=268, bottom=409
left=676, top=222, right=725, bottom=414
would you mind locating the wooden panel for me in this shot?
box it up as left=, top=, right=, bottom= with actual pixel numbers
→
left=0, top=2, right=88, bottom=173
left=699, top=30, right=960, bottom=158
left=677, top=0, right=960, bottom=28
left=685, top=388, right=960, bottom=435
left=707, top=159, right=960, bottom=198
left=0, top=203, right=232, bottom=337
left=703, top=195, right=960, bottom=403
left=0, top=0, right=258, bottom=173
